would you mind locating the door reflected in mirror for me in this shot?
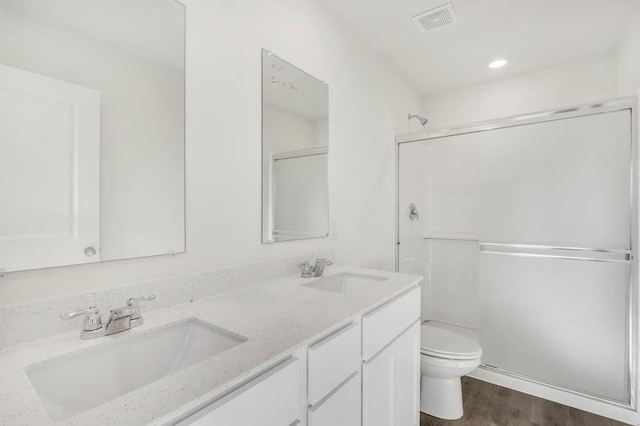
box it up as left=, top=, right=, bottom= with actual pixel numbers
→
left=261, top=50, right=329, bottom=243
left=0, top=0, right=185, bottom=272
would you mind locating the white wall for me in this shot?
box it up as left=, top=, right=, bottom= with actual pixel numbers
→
left=617, top=7, right=640, bottom=96
left=0, top=0, right=421, bottom=304
left=421, top=52, right=618, bottom=128
left=0, top=9, right=185, bottom=263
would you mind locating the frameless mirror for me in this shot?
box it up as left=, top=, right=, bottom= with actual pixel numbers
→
left=0, top=0, right=185, bottom=272
left=261, top=50, right=329, bottom=243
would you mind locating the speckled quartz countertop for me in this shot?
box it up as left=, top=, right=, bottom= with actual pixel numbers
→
left=0, top=266, right=421, bottom=425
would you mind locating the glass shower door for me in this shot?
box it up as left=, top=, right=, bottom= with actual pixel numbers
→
left=397, top=108, right=634, bottom=403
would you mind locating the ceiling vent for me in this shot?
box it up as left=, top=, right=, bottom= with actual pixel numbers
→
left=412, top=3, right=458, bottom=34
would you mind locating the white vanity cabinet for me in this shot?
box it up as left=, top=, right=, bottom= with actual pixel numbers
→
left=306, top=286, right=421, bottom=426
left=362, top=287, right=421, bottom=426
left=179, top=357, right=302, bottom=426
left=178, top=284, right=421, bottom=426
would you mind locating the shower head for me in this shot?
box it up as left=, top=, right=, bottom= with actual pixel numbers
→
left=408, top=114, right=428, bottom=126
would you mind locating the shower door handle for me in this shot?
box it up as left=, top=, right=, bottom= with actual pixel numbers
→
left=479, top=242, right=631, bottom=263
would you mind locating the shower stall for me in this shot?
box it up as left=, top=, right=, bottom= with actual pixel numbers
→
left=396, top=98, right=638, bottom=410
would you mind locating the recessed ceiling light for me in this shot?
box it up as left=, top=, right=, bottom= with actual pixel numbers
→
left=489, top=59, right=508, bottom=69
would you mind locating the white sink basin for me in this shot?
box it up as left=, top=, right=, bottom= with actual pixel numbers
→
left=302, top=273, right=388, bottom=295
left=26, top=318, right=247, bottom=421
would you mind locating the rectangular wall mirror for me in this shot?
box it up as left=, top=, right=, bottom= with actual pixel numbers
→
left=0, top=0, right=185, bottom=272
left=261, top=50, right=329, bottom=243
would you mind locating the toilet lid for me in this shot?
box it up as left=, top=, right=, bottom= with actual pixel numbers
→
left=420, top=323, right=482, bottom=360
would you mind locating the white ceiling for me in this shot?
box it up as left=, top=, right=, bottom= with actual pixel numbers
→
left=0, top=0, right=185, bottom=71
left=316, top=0, right=640, bottom=94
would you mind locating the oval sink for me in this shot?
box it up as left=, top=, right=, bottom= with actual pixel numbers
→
left=25, top=318, right=247, bottom=422
left=301, top=273, right=388, bottom=295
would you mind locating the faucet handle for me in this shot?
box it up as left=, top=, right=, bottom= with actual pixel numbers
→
left=298, top=261, right=313, bottom=278
left=60, top=306, right=103, bottom=332
left=311, top=258, right=333, bottom=277
left=127, top=295, right=156, bottom=324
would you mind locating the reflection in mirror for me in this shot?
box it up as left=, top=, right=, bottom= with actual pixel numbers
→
left=0, top=0, right=185, bottom=272
left=261, top=50, right=329, bottom=243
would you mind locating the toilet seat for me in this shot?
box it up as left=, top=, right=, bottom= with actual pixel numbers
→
left=420, top=323, right=482, bottom=360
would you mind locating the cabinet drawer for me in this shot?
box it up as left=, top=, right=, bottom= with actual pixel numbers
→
left=308, top=323, right=361, bottom=405
left=362, top=286, right=420, bottom=361
left=308, top=373, right=361, bottom=426
left=180, top=357, right=301, bottom=426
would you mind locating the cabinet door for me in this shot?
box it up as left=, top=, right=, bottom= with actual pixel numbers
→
left=180, top=358, right=301, bottom=426
left=363, top=321, right=420, bottom=426
left=308, top=373, right=361, bottom=426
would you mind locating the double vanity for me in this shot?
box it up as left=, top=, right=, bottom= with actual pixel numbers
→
left=0, top=265, right=421, bottom=425
left=0, top=3, right=425, bottom=423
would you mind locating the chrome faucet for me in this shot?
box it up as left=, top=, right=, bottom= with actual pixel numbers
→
left=298, top=261, right=313, bottom=278
left=61, top=295, right=156, bottom=339
left=298, top=258, right=333, bottom=278
left=312, top=258, right=333, bottom=277
left=102, top=306, right=137, bottom=336
left=60, top=306, right=104, bottom=339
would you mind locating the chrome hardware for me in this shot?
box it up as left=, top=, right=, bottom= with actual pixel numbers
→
left=60, top=306, right=103, bottom=339
left=408, top=114, right=428, bottom=127
left=420, top=239, right=632, bottom=264
left=298, top=261, right=313, bottom=278
left=408, top=203, right=419, bottom=221
left=299, top=259, right=333, bottom=278
left=61, top=294, right=156, bottom=340
left=127, top=295, right=156, bottom=327
left=103, top=306, right=137, bottom=336
left=479, top=242, right=631, bottom=264
left=84, top=247, right=97, bottom=257
left=312, top=258, right=333, bottom=277
left=396, top=97, right=637, bottom=145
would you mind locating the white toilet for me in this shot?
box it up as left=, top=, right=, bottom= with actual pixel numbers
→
left=420, top=322, right=482, bottom=420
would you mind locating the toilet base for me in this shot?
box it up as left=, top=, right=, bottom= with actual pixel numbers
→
left=420, top=376, right=463, bottom=420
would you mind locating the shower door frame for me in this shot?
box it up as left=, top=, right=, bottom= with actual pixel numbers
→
left=394, top=97, right=639, bottom=410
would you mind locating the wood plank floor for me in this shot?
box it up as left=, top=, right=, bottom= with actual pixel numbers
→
left=420, top=377, right=627, bottom=426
